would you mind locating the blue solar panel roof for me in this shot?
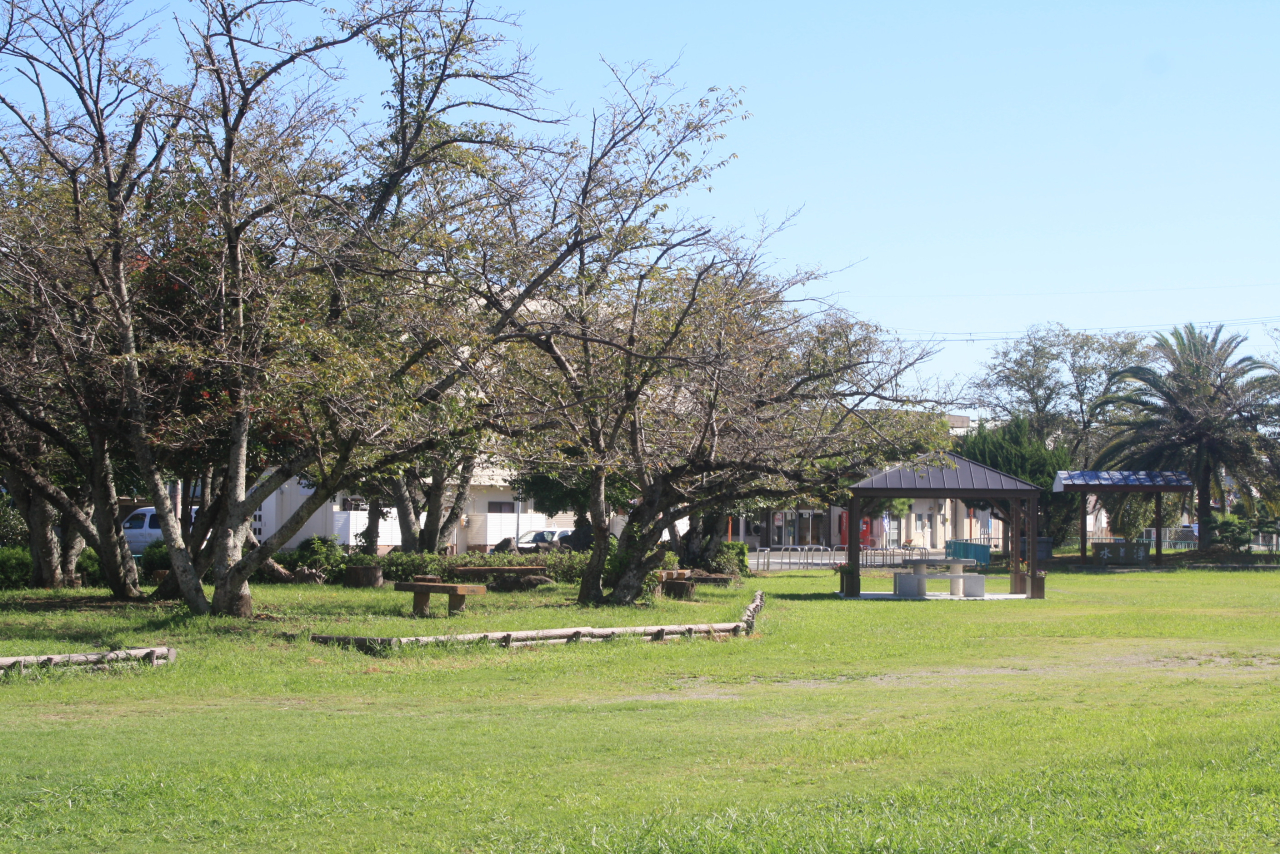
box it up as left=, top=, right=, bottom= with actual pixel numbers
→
left=1052, top=471, right=1193, bottom=492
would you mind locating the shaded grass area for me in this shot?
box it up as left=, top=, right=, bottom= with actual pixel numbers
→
left=1, top=571, right=1278, bottom=852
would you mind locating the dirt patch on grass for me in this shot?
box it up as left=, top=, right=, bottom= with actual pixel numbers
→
left=604, top=687, right=743, bottom=704
left=1144, top=653, right=1280, bottom=669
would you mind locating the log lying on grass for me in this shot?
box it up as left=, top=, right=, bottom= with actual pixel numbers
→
left=0, top=647, right=177, bottom=674
left=310, top=592, right=766, bottom=654
left=741, top=590, right=765, bottom=633
left=311, top=623, right=747, bottom=651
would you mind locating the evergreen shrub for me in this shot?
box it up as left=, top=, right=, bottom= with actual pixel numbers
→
left=77, top=548, right=102, bottom=586
left=710, top=541, right=750, bottom=576
left=0, top=546, right=33, bottom=589
left=140, top=540, right=171, bottom=576
left=0, top=502, right=28, bottom=547
left=347, top=550, right=591, bottom=584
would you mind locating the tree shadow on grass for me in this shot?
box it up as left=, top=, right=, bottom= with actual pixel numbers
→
left=0, top=594, right=151, bottom=613
left=0, top=613, right=198, bottom=649
left=0, top=593, right=269, bottom=649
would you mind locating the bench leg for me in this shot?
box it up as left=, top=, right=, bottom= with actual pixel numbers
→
left=412, top=591, right=431, bottom=617
left=447, top=593, right=466, bottom=615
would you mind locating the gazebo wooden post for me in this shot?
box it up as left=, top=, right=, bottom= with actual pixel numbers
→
left=1028, top=492, right=1043, bottom=599
left=1001, top=501, right=1010, bottom=570
left=1009, top=498, right=1021, bottom=593
left=1080, top=494, right=1089, bottom=563
left=846, top=495, right=861, bottom=598
left=1154, top=492, right=1163, bottom=565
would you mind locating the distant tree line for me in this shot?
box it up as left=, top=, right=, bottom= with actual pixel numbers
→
left=964, top=322, right=1280, bottom=551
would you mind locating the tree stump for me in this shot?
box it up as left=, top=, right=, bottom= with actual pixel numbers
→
left=661, top=579, right=695, bottom=599
left=344, top=564, right=384, bottom=588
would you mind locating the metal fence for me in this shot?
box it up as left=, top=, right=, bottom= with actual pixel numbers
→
left=1060, top=535, right=1199, bottom=552
left=750, top=545, right=935, bottom=571
left=751, top=546, right=843, bottom=571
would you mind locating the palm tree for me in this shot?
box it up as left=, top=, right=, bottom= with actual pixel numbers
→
left=1095, top=324, right=1280, bottom=551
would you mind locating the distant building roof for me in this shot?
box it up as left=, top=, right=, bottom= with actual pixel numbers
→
left=1052, top=471, right=1193, bottom=493
left=850, top=452, right=1040, bottom=497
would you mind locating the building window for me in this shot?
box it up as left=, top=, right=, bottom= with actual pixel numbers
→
left=488, top=501, right=515, bottom=514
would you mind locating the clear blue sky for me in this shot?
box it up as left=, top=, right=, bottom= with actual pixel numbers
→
left=494, top=0, right=1280, bottom=387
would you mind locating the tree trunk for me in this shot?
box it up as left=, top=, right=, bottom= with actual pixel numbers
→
left=607, top=488, right=670, bottom=605
left=577, top=467, right=610, bottom=605
left=390, top=474, right=422, bottom=553
left=420, top=456, right=474, bottom=554
left=438, top=457, right=475, bottom=552
left=88, top=441, right=142, bottom=599
left=153, top=525, right=293, bottom=598
left=4, top=448, right=65, bottom=588
left=245, top=529, right=292, bottom=582
left=27, top=491, right=62, bottom=587
left=680, top=510, right=726, bottom=569
left=607, top=519, right=668, bottom=605
left=420, top=466, right=448, bottom=553
left=1197, top=463, right=1214, bottom=552
left=211, top=575, right=253, bottom=617
left=58, top=512, right=86, bottom=588
left=360, top=495, right=382, bottom=556
left=210, top=457, right=352, bottom=616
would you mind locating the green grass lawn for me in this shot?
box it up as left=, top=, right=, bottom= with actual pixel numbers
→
left=1, top=570, right=1278, bottom=853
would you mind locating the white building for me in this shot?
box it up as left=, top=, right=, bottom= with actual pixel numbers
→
left=257, top=465, right=575, bottom=554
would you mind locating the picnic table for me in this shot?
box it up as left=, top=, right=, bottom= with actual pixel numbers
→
left=895, top=558, right=983, bottom=598
left=392, top=577, right=487, bottom=616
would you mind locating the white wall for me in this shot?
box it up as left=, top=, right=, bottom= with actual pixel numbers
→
left=462, top=512, right=549, bottom=551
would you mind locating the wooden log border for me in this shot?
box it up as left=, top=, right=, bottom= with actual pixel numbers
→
left=1, top=647, right=177, bottom=675
left=311, top=592, right=766, bottom=654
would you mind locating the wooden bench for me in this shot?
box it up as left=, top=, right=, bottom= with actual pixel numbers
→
left=393, top=581, right=487, bottom=617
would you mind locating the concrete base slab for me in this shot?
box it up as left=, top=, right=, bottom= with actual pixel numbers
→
left=838, top=592, right=1030, bottom=601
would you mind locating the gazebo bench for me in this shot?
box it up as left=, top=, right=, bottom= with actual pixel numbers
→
left=893, top=572, right=986, bottom=598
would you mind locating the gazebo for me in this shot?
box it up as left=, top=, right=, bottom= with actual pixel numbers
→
left=846, top=452, right=1044, bottom=599
left=1052, top=471, right=1194, bottom=563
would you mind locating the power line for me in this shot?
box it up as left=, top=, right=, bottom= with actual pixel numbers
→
left=889, top=313, right=1280, bottom=344
left=855, top=281, right=1280, bottom=300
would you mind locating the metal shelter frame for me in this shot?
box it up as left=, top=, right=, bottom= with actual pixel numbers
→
left=1052, top=471, right=1194, bottom=564
left=846, top=453, right=1044, bottom=598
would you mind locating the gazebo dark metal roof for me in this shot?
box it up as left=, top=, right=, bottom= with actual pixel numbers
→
left=850, top=452, right=1041, bottom=498
left=1052, top=471, right=1193, bottom=493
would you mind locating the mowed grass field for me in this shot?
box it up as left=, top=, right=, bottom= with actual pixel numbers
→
left=1, top=570, right=1278, bottom=853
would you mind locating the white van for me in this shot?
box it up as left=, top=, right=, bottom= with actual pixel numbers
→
left=121, top=507, right=163, bottom=554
